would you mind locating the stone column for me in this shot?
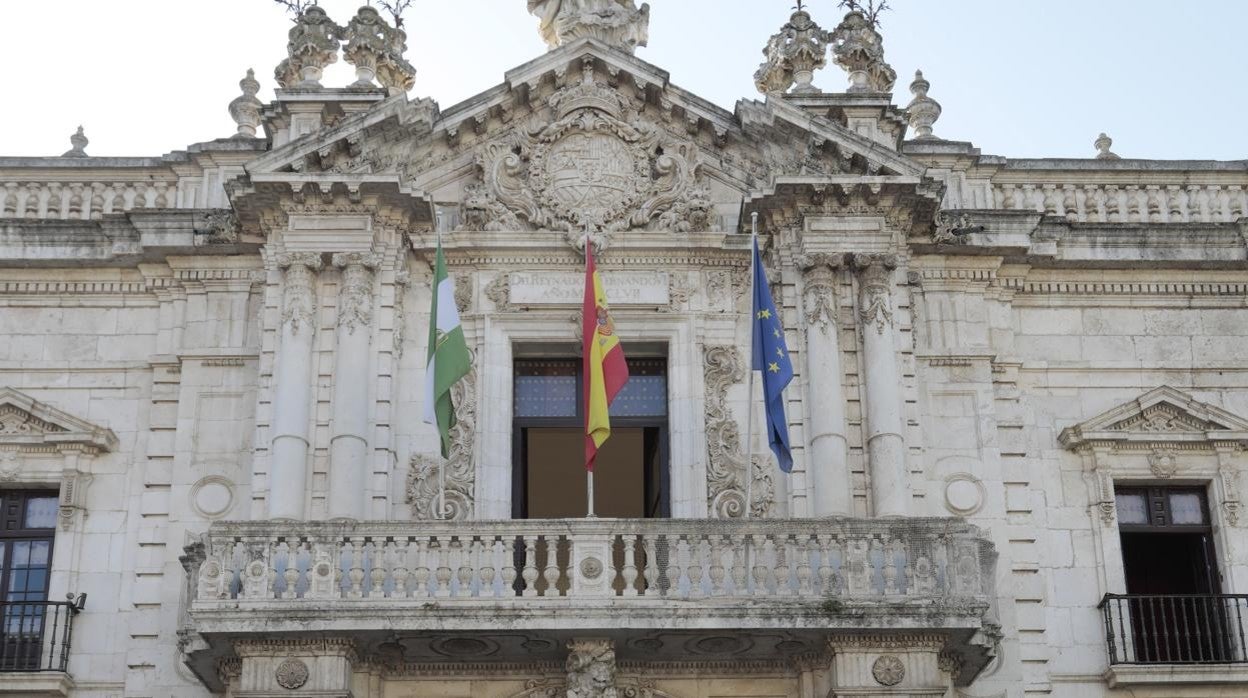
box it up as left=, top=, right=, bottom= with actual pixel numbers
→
left=798, top=253, right=850, bottom=516
left=268, top=252, right=323, bottom=521
left=852, top=254, right=907, bottom=517
left=327, top=252, right=381, bottom=521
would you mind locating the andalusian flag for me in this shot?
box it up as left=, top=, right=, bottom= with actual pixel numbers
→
left=582, top=245, right=629, bottom=470
left=422, top=241, right=471, bottom=458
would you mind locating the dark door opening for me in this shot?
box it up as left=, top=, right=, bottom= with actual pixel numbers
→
left=512, top=356, right=669, bottom=519
left=1116, top=486, right=1228, bottom=662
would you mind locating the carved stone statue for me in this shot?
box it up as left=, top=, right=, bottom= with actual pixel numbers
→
left=754, top=8, right=831, bottom=95
left=830, top=10, right=896, bottom=93
left=527, top=0, right=650, bottom=53
left=565, top=638, right=618, bottom=698
left=274, top=5, right=344, bottom=88
left=343, top=5, right=416, bottom=91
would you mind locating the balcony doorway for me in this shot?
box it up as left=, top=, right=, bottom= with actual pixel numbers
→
left=512, top=355, right=669, bottom=519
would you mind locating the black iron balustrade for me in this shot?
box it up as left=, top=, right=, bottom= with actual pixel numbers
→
left=1100, top=594, right=1248, bottom=665
left=0, top=595, right=85, bottom=672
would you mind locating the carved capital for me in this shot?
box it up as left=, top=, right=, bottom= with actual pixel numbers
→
left=277, top=253, right=323, bottom=335
left=851, top=253, right=896, bottom=335
left=332, top=253, right=381, bottom=333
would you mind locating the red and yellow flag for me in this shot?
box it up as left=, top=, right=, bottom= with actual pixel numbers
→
left=582, top=245, right=629, bottom=470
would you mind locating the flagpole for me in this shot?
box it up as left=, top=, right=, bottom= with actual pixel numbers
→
left=435, top=211, right=447, bottom=520
left=744, top=212, right=758, bottom=521
left=585, top=223, right=597, bottom=518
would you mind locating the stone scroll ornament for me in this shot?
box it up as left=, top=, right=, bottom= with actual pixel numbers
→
left=702, top=345, right=774, bottom=518
left=407, top=366, right=477, bottom=520
left=468, top=59, right=711, bottom=249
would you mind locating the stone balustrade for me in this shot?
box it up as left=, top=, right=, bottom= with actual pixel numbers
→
left=187, top=517, right=995, bottom=618
left=0, top=179, right=182, bottom=220
left=987, top=181, right=1247, bottom=224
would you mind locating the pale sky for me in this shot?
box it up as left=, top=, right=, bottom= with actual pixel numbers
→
left=3, top=0, right=1245, bottom=160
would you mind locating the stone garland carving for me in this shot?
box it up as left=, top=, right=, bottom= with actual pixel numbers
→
left=852, top=253, right=896, bottom=335
left=566, top=638, right=618, bottom=698
left=702, top=345, right=774, bottom=518
left=275, top=6, right=344, bottom=88
left=454, top=273, right=473, bottom=314
left=484, top=272, right=512, bottom=310
left=796, top=253, right=843, bottom=335
left=0, top=448, right=18, bottom=480
left=871, top=654, right=905, bottom=686
left=1147, top=447, right=1178, bottom=478
left=754, top=8, right=831, bottom=95
left=471, top=60, right=710, bottom=248
left=407, top=367, right=477, bottom=520
left=275, top=657, right=310, bottom=689
left=528, top=0, right=650, bottom=53
left=1220, top=461, right=1241, bottom=527
left=277, top=252, right=324, bottom=334
left=332, top=252, right=381, bottom=333
left=392, top=269, right=410, bottom=357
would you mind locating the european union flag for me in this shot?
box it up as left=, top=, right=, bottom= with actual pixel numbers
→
left=750, top=236, right=794, bottom=472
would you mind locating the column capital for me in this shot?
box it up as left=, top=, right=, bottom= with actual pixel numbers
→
left=276, top=251, right=324, bottom=271
left=849, top=252, right=898, bottom=273
left=331, top=251, right=383, bottom=270
left=795, top=251, right=846, bottom=274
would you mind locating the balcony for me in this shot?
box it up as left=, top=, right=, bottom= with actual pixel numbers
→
left=1100, top=593, right=1248, bottom=688
left=0, top=596, right=84, bottom=697
left=181, top=517, right=998, bottom=691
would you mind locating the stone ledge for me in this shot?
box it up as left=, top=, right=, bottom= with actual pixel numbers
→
left=0, top=672, right=74, bottom=697
left=1105, top=663, right=1248, bottom=688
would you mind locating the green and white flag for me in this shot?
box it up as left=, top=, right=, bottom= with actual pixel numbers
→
left=422, top=241, right=472, bottom=458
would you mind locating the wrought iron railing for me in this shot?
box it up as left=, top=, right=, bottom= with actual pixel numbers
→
left=0, top=595, right=85, bottom=672
left=1100, top=593, right=1248, bottom=664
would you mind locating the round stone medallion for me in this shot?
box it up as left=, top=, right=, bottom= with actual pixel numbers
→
left=579, top=557, right=603, bottom=579
left=943, top=473, right=984, bottom=516
left=872, top=654, right=905, bottom=686
left=275, top=658, right=309, bottom=689
left=190, top=475, right=235, bottom=519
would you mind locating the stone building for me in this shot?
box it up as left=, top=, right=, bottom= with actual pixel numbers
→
left=0, top=2, right=1245, bottom=697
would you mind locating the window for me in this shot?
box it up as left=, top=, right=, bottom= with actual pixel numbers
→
left=0, top=490, right=58, bottom=670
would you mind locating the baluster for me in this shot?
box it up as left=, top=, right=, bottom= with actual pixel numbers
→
left=621, top=535, right=639, bottom=597
left=455, top=538, right=473, bottom=597
left=347, top=537, right=366, bottom=599
left=542, top=536, right=561, bottom=597
left=412, top=538, right=430, bottom=598
left=883, top=536, right=898, bottom=595
left=817, top=534, right=835, bottom=595
left=687, top=535, right=705, bottom=598
left=730, top=534, right=747, bottom=596
left=370, top=540, right=387, bottom=597
left=392, top=539, right=410, bottom=598
left=434, top=539, right=453, bottom=598
left=282, top=541, right=300, bottom=599
left=751, top=534, right=770, bottom=596
left=501, top=537, right=517, bottom=598
left=478, top=537, right=496, bottom=598
left=774, top=534, right=791, bottom=596
left=267, top=540, right=281, bottom=598
left=797, top=535, right=814, bottom=596
left=708, top=535, right=725, bottom=596
left=642, top=535, right=658, bottom=597
left=666, top=536, right=684, bottom=598
left=521, top=535, right=539, bottom=597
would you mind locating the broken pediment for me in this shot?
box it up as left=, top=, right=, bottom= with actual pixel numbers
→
left=0, top=387, right=118, bottom=452
left=236, top=40, right=936, bottom=246
left=1058, top=386, right=1248, bottom=450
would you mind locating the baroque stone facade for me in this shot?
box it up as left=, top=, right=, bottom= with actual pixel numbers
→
left=0, top=4, right=1245, bottom=698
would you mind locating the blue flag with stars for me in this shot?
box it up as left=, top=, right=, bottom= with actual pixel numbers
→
left=750, top=236, right=794, bottom=472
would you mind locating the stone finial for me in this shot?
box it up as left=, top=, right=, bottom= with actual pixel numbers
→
left=1095, top=132, right=1120, bottom=160
left=830, top=10, right=896, bottom=92
left=61, top=126, right=88, bottom=157
left=905, top=70, right=941, bottom=139
left=228, top=69, right=263, bottom=138
left=753, top=8, right=831, bottom=95
left=343, top=5, right=416, bottom=91
left=274, top=5, right=344, bottom=88
left=527, top=0, right=650, bottom=54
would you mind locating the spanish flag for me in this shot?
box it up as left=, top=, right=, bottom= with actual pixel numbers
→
left=582, top=245, right=629, bottom=470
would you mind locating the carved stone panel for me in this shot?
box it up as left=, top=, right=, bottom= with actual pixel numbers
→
left=702, top=345, right=774, bottom=518
left=407, top=368, right=477, bottom=520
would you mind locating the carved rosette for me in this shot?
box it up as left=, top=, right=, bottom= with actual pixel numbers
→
left=407, top=368, right=477, bottom=520
left=796, top=253, right=843, bottom=335
left=332, top=252, right=382, bottom=334
left=472, top=61, right=708, bottom=247
left=566, top=638, right=618, bottom=698
left=871, top=654, right=905, bottom=686
left=852, top=253, right=896, bottom=335
left=702, top=345, right=774, bottom=518
left=275, top=657, right=309, bottom=689
left=277, top=252, right=324, bottom=335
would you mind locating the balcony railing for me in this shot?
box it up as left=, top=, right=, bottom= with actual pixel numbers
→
left=0, top=596, right=85, bottom=672
left=1100, top=594, right=1248, bottom=665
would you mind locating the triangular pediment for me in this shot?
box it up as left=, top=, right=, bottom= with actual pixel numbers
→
left=0, top=388, right=117, bottom=452
left=1058, top=386, right=1248, bottom=449
left=234, top=38, right=936, bottom=240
